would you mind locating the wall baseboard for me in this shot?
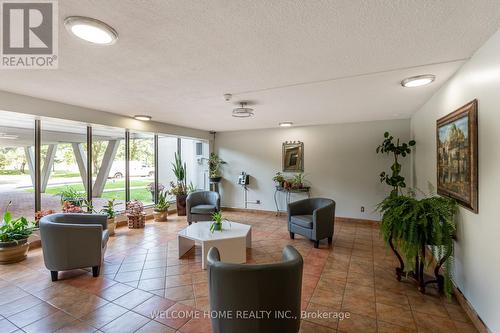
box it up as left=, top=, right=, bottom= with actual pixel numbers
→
left=453, top=287, right=491, bottom=333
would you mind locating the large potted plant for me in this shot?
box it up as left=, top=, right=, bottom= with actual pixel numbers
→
left=171, top=152, right=188, bottom=216
left=0, top=202, right=35, bottom=264
left=126, top=200, right=145, bottom=229
left=153, top=190, right=170, bottom=222
left=101, top=199, right=118, bottom=235
left=207, top=152, right=226, bottom=183
left=378, top=192, right=457, bottom=296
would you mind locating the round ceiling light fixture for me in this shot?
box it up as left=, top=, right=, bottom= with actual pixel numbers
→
left=64, top=16, right=118, bottom=45
left=232, top=102, right=254, bottom=118
left=401, top=74, right=435, bottom=88
left=279, top=122, right=293, bottom=127
left=134, top=115, right=152, bottom=121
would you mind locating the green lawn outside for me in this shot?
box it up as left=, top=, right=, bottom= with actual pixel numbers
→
left=28, top=179, right=155, bottom=204
left=1, top=170, right=81, bottom=178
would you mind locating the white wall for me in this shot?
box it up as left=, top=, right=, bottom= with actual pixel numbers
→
left=215, top=119, right=410, bottom=220
left=411, top=29, right=500, bottom=332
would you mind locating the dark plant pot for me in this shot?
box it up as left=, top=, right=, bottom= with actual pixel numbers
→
left=176, top=195, right=187, bottom=216
left=209, top=176, right=222, bottom=183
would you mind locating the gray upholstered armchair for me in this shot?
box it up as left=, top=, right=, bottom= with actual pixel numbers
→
left=186, top=191, right=220, bottom=225
left=288, top=198, right=335, bottom=248
left=39, top=213, right=109, bottom=281
left=207, top=245, right=303, bottom=333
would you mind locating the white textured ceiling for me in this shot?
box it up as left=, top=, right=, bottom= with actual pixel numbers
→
left=1, top=0, right=500, bottom=131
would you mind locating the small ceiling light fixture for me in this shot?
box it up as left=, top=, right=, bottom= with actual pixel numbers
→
left=134, top=115, right=152, bottom=121
left=279, top=122, right=293, bottom=127
left=64, top=16, right=118, bottom=45
left=401, top=74, right=435, bottom=88
left=232, top=102, right=254, bottom=118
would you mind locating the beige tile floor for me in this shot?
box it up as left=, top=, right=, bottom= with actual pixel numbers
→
left=0, top=211, right=476, bottom=332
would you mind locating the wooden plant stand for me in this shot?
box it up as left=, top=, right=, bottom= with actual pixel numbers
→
left=389, top=235, right=451, bottom=294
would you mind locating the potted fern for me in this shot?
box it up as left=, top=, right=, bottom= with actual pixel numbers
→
left=153, top=190, right=170, bottom=222
left=0, top=202, right=35, bottom=264
left=378, top=192, right=457, bottom=296
left=101, top=199, right=118, bottom=235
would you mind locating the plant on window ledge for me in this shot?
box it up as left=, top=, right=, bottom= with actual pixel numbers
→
left=126, top=200, right=145, bottom=229
left=101, top=199, right=119, bottom=235
left=0, top=201, right=35, bottom=264
left=207, top=152, right=227, bottom=183
left=153, top=190, right=170, bottom=222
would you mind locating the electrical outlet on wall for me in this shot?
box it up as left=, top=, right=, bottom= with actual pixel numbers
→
left=361, top=206, right=365, bottom=213
left=256, top=200, right=261, bottom=204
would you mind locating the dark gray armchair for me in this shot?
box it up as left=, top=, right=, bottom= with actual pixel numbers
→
left=186, top=191, right=220, bottom=224
left=288, top=198, right=335, bottom=248
left=39, top=213, right=109, bottom=281
left=207, top=245, right=303, bottom=333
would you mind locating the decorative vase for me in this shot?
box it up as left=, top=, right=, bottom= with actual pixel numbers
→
left=153, top=210, right=168, bottom=222
left=176, top=195, right=187, bottom=216
left=107, top=217, right=116, bottom=236
left=127, top=213, right=146, bottom=229
left=0, top=238, right=29, bottom=264
left=213, top=223, right=222, bottom=231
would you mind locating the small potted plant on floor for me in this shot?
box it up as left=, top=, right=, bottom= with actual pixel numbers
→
left=101, top=199, right=119, bottom=235
left=153, top=190, right=170, bottom=222
left=126, top=200, right=145, bottom=229
left=207, top=152, right=227, bottom=183
left=210, top=211, right=225, bottom=232
left=0, top=202, right=35, bottom=264
left=171, top=152, right=188, bottom=216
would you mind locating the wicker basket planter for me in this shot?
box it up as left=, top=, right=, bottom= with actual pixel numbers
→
left=127, top=213, right=146, bottom=229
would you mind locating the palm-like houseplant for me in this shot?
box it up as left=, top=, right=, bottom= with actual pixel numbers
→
left=171, top=152, right=188, bottom=216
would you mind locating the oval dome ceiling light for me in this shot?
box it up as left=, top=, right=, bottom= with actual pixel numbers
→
left=64, top=16, right=118, bottom=45
left=279, top=122, right=293, bottom=127
left=134, top=115, right=152, bottom=121
left=232, top=102, right=254, bottom=118
left=401, top=74, right=435, bottom=88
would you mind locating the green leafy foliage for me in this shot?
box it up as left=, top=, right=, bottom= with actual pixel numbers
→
left=57, top=186, right=85, bottom=205
left=171, top=152, right=186, bottom=183
left=101, top=199, right=118, bottom=218
left=378, top=192, right=458, bottom=296
left=154, top=190, right=171, bottom=212
left=376, top=132, right=416, bottom=195
left=210, top=211, right=224, bottom=233
left=0, top=202, right=34, bottom=242
left=207, top=153, right=227, bottom=178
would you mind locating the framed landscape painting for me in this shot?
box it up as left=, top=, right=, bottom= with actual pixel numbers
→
left=436, top=100, right=478, bottom=213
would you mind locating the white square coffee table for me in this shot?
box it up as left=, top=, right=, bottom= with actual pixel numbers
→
left=178, top=221, right=251, bottom=269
